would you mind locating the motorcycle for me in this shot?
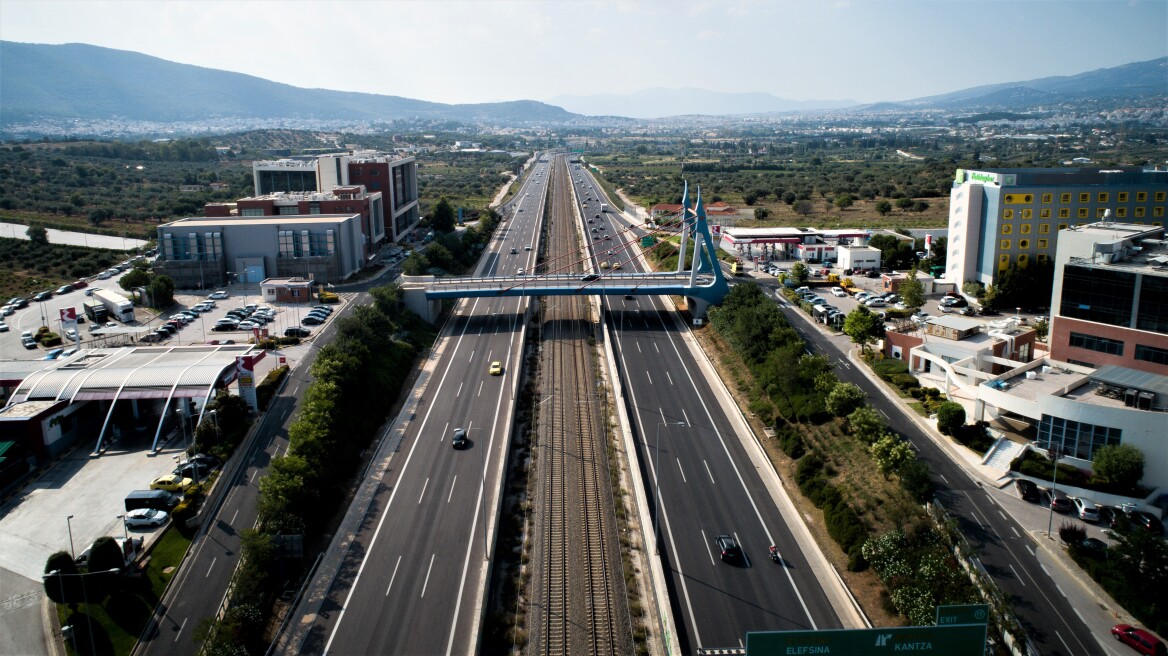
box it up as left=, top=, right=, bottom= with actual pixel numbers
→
left=768, top=545, right=780, bottom=564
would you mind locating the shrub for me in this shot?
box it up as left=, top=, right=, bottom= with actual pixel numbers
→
left=1092, top=444, right=1145, bottom=491
left=936, top=402, right=966, bottom=436
left=255, top=365, right=289, bottom=411
left=776, top=427, right=805, bottom=458
left=1059, top=522, right=1086, bottom=545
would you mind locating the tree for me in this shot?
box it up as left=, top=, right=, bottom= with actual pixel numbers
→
left=843, top=305, right=880, bottom=354
left=148, top=275, right=175, bottom=308
left=847, top=406, right=885, bottom=444
left=936, top=401, right=966, bottom=436
left=870, top=433, right=915, bottom=476
left=790, top=262, right=809, bottom=285
left=26, top=223, right=48, bottom=245
left=895, top=197, right=915, bottom=211
left=430, top=198, right=456, bottom=233
left=754, top=207, right=770, bottom=220
left=900, top=267, right=926, bottom=311
left=826, top=383, right=866, bottom=417
left=834, top=194, right=854, bottom=210
left=86, top=536, right=125, bottom=573
left=119, top=268, right=150, bottom=291
left=875, top=200, right=892, bottom=216
left=43, top=551, right=82, bottom=604
left=1092, top=444, right=1145, bottom=489
left=401, top=251, right=429, bottom=276
left=793, top=200, right=814, bottom=216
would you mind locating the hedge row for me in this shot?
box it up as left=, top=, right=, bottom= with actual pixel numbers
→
left=794, top=453, right=869, bottom=571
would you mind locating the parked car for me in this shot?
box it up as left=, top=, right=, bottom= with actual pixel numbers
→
left=1045, top=488, right=1073, bottom=513
left=451, top=427, right=468, bottom=449
left=150, top=473, right=193, bottom=492
left=123, top=507, right=169, bottom=529
left=1072, top=497, right=1100, bottom=522
left=183, top=454, right=222, bottom=470
left=55, top=285, right=74, bottom=295
left=173, top=462, right=210, bottom=480
left=830, top=287, right=846, bottom=297
left=208, top=290, right=230, bottom=300
left=33, top=291, right=53, bottom=302
left=0, top=321, right=8, bottom=332
left=302, top=315, right=324, bottom=326
left=1111, top=624, right=1166, bottom=656
left=1014, top=478, right=1039, bottom=502
left=1129, top=510, right=1165, bottom=536
left=43, top=348, right=65, bottom=360
left=715, top=534, right=742, bottom=563
left=212, top=322, right=238, bottom=332
left=284, top=327, right=312, bottom=338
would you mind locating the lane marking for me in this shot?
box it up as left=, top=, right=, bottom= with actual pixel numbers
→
left=646, top=372, right=653, bottom=385
left=1010, top=526, right=1020, bottom=538
left=230, top=509, right=239, bottom=525
left=666, top=371, right=674, bottom=385
left=1008, top=563, right=1026, bottom=586
left=418, top=477, right=429, bottom=504
left=703, top=460, right=715, bottom=485
left=384, top=556, right=402, bottom=596
left=682, top=409, right=691, bottom=427
left=205, top=557, right=216, bottom=578
left=456, top=382, right=463, bottom=397
left=939, top=474, right=950, bottom=486
left=477, top=381, right=484, bottom=397
left=447, top=476, right=457, bottom=503
left=676, top=458, right=687, bottom=483
left=1055, top=631, right=1071, bottom=655
left=700, top=529, right=714, bottom=566
left=999, top=510, right=1008, bottom=522
left=420, top=553, right=436, bottom=598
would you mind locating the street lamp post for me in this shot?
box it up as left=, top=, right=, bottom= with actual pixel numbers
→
left=66, top=515, right=75, bottom=560
left=655, top=421, right=687, bottom=554
left=115, top=515, right=128, bottom=542
left=1046, top=443, right=1064, bottom=538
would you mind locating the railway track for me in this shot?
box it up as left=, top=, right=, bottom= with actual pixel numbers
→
left=527, top=155, right=629, bottom=655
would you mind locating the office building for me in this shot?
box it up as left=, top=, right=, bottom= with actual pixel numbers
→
left=251, top=150, right=419, bottom=243
left=1048, top=222, right=1168, bottom=375
left=153, top=214, right=365, bottom=288
left=946, top=167, right=1168, bottom=287
left=206, top=186, right=385, bottom=262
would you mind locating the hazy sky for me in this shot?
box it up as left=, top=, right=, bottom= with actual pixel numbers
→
left=3, top=0, right=1165, bottom=105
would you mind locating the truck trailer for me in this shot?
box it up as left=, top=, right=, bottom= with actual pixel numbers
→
left=92, top=289, right=135, bottom=322
left=83, top=300, right=108, bottom=323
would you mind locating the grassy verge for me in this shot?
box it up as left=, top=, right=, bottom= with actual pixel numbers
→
left=54, top=526, right=194, bottom=656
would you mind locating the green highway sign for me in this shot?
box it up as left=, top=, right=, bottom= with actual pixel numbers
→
left=747, top=624, right=987, bottom=655
left=936, top=604, right=989, bottom=626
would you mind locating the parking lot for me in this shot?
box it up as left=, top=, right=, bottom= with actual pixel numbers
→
left=1, top=282, right=344, bottom=362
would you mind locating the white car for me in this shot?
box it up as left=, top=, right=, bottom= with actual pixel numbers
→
left=830, top=287, right=847, bottom=297
left=123, top=507, right=169, bottom=528
left=64, top=328, right=78, bottom=340
left=866, top=298, right=887, bottom=308
left=0, top=321, right=8, bottom=332
left=208, top=290, right=230, bottom=300
left=0, top=305, right=14, bottom=316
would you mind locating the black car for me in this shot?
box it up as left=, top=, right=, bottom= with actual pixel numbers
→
left=1014, top=479, right=1039, bottom=502
left=173, top=462, right=210, bottom=480
left=581, top=274, right=600, bottom=282
left=33, top=291, right=53, bottom=302
left=451, top=427, right=468, bottom=449
left=302, top=315, right=324, bottom=326
left=1130, top=511, right=1165, bottom=536
left=211, top=323, right=237, bottom=332
left=715, top=534, right=742, bottom=563
left=285, top=327, right=311, bottom=338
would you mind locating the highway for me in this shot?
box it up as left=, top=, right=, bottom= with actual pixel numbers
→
left=569, top=166, right=847, bottom=652
left=756, top=282, right=1104, bottom=656
left=290, top=159, right=551, bottom=654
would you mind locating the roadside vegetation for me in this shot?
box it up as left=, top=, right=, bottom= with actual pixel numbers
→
left=197, top=283, right=436, bottom=654
left=703, top=283, right=1021, bottom=648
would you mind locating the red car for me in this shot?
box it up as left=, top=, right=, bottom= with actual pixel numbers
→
left=1112, top=624, right=1166, bottom=656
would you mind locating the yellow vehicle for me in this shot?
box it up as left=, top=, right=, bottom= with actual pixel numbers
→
left=150, top=474, right=193, bottom=492
left=612, top=261, right=622, bottom=270
left=600, top=261, right=610, bottom=269
left=489, top=361, right=503, bottom=376
left=730, top=260, right=744, bottom=276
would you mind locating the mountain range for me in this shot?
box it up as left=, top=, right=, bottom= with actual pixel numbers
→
left=0, top=41, right=575, bottom=126
left=1, top=41, right=1164, bottom=129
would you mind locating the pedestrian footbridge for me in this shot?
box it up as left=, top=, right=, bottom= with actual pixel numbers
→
left=401, top=183, right=730, bottom=323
